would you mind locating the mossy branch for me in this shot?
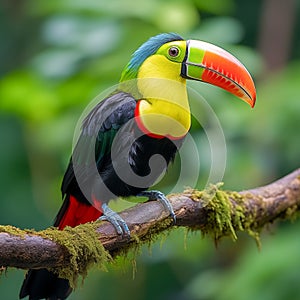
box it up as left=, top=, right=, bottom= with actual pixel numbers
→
left=0, top=168, right=299, bottom=284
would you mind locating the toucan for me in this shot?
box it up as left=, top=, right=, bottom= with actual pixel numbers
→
left=20, top=33, right=256, bottom=299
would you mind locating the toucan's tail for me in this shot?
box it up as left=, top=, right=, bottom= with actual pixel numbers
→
left=19, top=194, right=102, bottom=299
left=19, top=269, right=71, bottom=300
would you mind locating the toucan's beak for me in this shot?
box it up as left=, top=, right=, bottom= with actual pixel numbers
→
left=181, top=40, right=256, bottom=108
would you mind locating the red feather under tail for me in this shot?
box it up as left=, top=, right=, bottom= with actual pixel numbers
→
left=58, top=195, right=103, bottom=230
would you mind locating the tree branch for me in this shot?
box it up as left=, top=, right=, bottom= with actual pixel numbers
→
left=1, top=169, right=299, bottom=272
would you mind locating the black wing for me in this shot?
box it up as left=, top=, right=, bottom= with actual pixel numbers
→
left=61, top=91, right=137, bottom=201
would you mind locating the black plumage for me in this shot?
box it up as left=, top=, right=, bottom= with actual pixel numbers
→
left=61, top=91, right=184, bottom=204
left=20, top=91, right=184, bottom=300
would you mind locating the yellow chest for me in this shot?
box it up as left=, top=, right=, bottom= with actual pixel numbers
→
left=136, top=96, right=191, bottom=139
left=135, top=55, right=191, bottom=139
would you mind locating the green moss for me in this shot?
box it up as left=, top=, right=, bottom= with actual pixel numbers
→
left=191, top=183, right=224, bottom=207
left=40, top=222, right=111, bottom=288
left=0, top=225, right=35, bottom=237
left=142, top=218, right=173, bottom=243
left=191, top=184, right=262, bottom=246
left=113, top=217, right=173, bottom=260
left=194, top=184, right=240, bottom=241
left=0, top=213, right=174, bottom=286
left=0, top=223, right=111, bottom=288
left=283, top=204, right=299, bottom=222
left=227, top=191, right=262, bottom=248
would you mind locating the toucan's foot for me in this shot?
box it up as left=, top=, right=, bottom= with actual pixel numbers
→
left=99, top=203, right=130, bottom=236
left=138, top=190, right=176, bottom=223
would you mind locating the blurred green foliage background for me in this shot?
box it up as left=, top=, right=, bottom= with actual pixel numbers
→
left=1, top=0, right=300, bottom=299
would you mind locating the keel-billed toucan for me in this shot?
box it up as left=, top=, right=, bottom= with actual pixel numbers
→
left=20, top=33, right=256, bottom=300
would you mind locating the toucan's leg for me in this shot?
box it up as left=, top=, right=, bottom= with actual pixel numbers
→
left=99, top=203, right=130, bottom=236
left=138, top=190, right=176, bottom=223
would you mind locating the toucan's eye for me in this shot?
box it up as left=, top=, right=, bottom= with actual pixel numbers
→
left=168, top=46, right=180, bottom=57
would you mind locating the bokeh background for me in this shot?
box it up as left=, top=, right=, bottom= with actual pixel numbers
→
left=1, top=0, right=300, bottom=299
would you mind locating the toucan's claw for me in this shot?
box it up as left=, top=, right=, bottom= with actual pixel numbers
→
left=138, top=190, right=176, bottom=223
left=99, top=203, right=130, bottom=237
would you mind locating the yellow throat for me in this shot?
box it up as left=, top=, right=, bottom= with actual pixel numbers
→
left=136, top=54, right=191, bottom=139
